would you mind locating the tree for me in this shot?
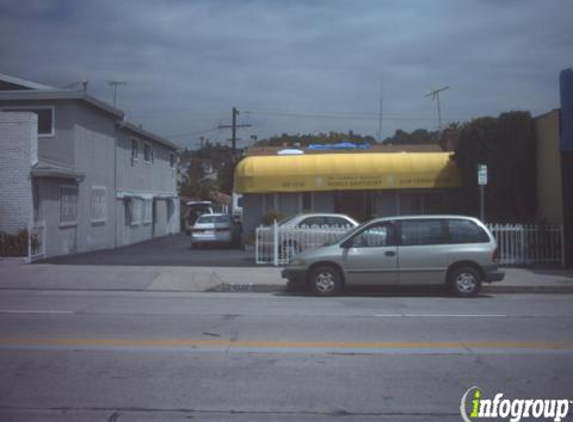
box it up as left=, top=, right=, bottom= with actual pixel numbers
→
left=382, top=128, right=441, bottom=145
left=254, top=131, right=377, bottom=147
left=453, top=112, right=536, bottom=222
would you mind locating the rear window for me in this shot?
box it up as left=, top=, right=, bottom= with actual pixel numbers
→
left=399, top=220, right=445, bottom=246
left=197, top=215, right=229, bottom=224
left=448, top=219, right=490, bottom=243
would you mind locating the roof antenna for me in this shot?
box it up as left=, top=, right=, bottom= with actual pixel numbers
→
left=425, top=86, right=449, bottom=130
left=106, top=80, right=127, bottom=108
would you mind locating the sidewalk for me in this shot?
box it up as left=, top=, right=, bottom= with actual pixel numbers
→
left=0, top=264, right=573, bottom=294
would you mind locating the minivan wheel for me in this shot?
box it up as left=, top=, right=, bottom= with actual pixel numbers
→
left=448, top=266, right=482, bottom=297
left=309, top=265, right=343, bottom=296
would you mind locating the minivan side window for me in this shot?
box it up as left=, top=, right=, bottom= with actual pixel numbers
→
left=350, top=223, right=394, bottom=248
left=400, top=220, right=445, bottom=246
left=448, top=219, right=490, bottom=243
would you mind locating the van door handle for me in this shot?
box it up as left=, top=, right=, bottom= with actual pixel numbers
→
left=385, top=251, right=396, bottom=257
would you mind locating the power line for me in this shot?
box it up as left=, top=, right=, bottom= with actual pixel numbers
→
left=244, top=110, right=443, bottom=122
left=163, top=127, right=222, bottom=140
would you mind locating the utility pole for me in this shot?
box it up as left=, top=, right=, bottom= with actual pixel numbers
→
left=106, top=80, right=127, bottom=108
left=377, top=75, right=384, bottom=142
left=218, top=107, right=252, bottom=159
left=425, top=86, right=449, bottom=130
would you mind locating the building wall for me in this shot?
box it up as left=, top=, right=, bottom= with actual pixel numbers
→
left=535, top=110, right=563, bottom=224
left=2, top=98, right=180, bottom=258
left=35, top=178, right=78, bottom=257
left=116, top=129, right=179, bottom=246
left=313, top=192, right=334, bottom=212
left=116, top=131, right=177, bottom=193
left=243, top=194, right=264, bottom=238
left=26, top=103, right=118, bottom=257
left=72, top=105, right=117, bottom=253
left=0, top=99, right=76, bottom=168
left=0, top=112, right=36, bottom=235
left=375, top=191, right=399, bottom=217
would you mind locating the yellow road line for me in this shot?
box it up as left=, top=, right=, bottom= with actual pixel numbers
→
left=1, top=338, right=573, bottom=350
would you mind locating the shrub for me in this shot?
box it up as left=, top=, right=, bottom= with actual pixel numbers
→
left=0, top=230, right=29, bottom=257
left=261, top=210, right=285, bottom=226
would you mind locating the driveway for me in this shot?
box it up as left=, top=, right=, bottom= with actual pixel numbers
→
left=38, top=234, right=258, bottom=267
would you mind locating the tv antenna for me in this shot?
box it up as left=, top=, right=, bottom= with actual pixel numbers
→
left=106, top=80, right=127, bottom=108
left=425, top=86, right=449, bottom=130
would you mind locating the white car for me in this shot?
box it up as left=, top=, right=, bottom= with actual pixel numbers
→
left=191, top=213, right=235, bottom=248
left=261, top=213, right=359, bottom=259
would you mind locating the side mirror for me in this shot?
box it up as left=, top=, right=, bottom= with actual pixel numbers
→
left=340, top=239, right=351, bottom=249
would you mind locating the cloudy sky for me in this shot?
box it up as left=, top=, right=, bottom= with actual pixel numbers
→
left=1, top=0, right=572, bottom=149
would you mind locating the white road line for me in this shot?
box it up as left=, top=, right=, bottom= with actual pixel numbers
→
left=0, top=310, right=75, bottom=315
left=375, top=314, right=507, bottom=318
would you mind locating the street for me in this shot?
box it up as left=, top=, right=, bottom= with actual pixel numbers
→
left=0, top=290, right=572, bottom=421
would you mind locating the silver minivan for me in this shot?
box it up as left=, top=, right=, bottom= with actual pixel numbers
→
left=281, top=215, right=504, bottom=297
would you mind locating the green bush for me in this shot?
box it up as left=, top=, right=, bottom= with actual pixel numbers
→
left=0, top=230, right=29, bottom=257
left=261, top=210, right=285, bottom=226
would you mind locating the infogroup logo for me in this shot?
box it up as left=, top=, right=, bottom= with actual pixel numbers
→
left=460, top=386, right=571, bottom=422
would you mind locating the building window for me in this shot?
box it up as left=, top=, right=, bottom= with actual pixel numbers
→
left=127, top=198, right=141, bottom=225
left=91, top=187, right=107, bottom=223
left=301, top=192, right=313, bottom=212
left=143, top=199, right=153, bottom=224
left=170, top=153, right=177, bottom=168
left=143, top=142, right=153, bottom=163
left=399, top=193, right=423, bottom=215
left=3, top=106, right=55, bottom=136
left=60, top=185, right=78, bottom=226
left=263, top=193, right=276, bottom=213
left=131, top=139, right=139, bottom=164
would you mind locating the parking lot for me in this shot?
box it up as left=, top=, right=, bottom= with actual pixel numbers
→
left=39, top=234, right=257, bottom=267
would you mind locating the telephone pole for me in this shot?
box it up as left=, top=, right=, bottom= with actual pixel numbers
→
left=218, top=107, right=252, bottom=159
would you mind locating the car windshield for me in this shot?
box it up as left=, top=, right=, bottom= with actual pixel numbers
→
left=196, top=215, right=229, bottom=224
left=277, top=215, right=297, bottom=226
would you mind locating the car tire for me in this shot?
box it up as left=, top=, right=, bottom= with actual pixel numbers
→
left=448, top=266, right=482, bottom=297
left=308, top=265, right=343, bottom=297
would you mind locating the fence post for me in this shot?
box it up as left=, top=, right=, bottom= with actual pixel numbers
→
left=520, top=225, right=525, bottom=266
left=273, top=220, right=279, bottom=267
left=561, top=224, right=566, bottom=269
left=27, top=221, right=32, bottom=261
left=255, top=227, right=259, bottom=265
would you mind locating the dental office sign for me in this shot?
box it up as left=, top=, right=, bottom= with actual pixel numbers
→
left=478, top=164, right=488, bottom=186
left=460, top=387, right=571, bottom=422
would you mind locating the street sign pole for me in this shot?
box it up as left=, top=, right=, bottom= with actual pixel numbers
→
left=480, top=185, right=485, bottom=222
left=478, top=164, right=488, bottom=222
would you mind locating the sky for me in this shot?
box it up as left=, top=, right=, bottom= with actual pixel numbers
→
left=1, top=0, right=572, bottom=149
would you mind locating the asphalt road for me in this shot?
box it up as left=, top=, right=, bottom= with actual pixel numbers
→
left=38, top=234, right=257, bottom=267
left=1, top=291, right=572, bottom=421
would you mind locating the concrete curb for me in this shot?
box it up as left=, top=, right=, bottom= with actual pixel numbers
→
left=207, top=283, right=573, bottom=295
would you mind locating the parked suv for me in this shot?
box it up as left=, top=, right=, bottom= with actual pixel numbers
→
left=281, top=215, right=504, bottom=297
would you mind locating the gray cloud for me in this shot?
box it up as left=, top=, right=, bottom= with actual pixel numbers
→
left=1, top=0, right=572, bottom=148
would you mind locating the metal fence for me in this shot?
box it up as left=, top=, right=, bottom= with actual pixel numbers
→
left=255, top=221, right=565, bottom=268
left=486, top=224, right=564, bottom=267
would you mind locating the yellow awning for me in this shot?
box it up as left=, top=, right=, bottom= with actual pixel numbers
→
left=235, top=152, right=461, bottom=193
